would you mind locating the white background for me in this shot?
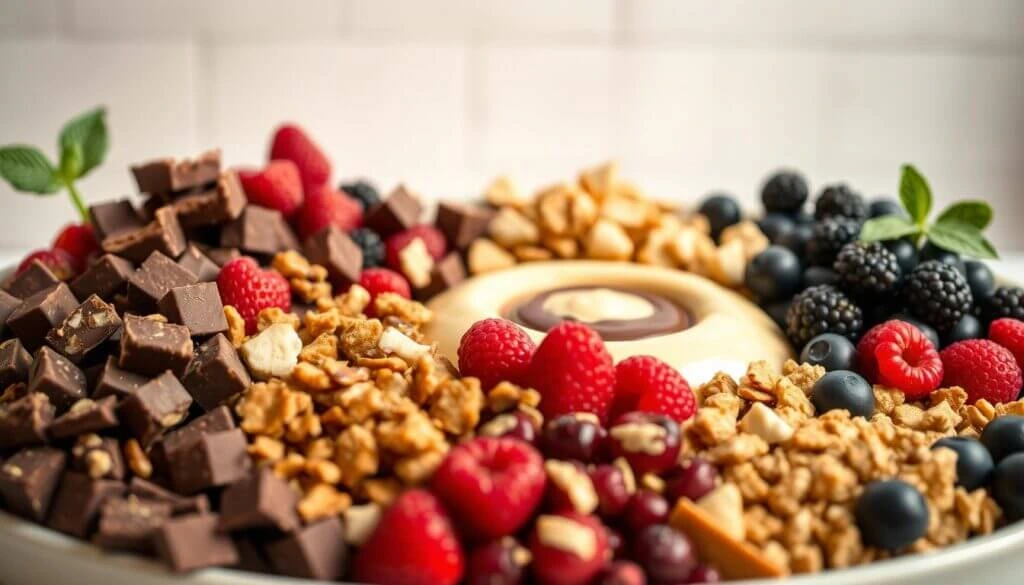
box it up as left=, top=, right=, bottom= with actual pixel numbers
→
left=1, top=0, right=1023, bottom=258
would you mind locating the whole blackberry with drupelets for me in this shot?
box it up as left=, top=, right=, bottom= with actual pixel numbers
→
left=833, top=241, right=902, bottom=298
left=980, top=286, right=1024, bottom=323
left=761, top=170, right=809, bottom=215
left=785, top=285, right=864, bottom=348
left=805, top=217, right=862, bottom=267
left=903, top=260, right=973, bottom=332
left=814, top=183, right=868, bottom=222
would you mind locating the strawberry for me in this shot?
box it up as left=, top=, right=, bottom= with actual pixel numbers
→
left=216, top=257, right=291, bottom=334
left=269, top=124, right=331, bottom=195
left=353, top=489, right=464, bottom=585
left=295, top=185, right=363, bottom=241
left=528, top=321, right=616, bottom=424
left=16, top=249, right=75, bottom=280
left=51, top=223, right=99, bottom=274
left=458, top=318, right=536, bottom=389
left=237, top=160, right=304, bottom=218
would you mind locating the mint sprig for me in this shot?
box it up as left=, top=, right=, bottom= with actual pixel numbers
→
left=860, top=164, right=998, bottom=260
left=0, top=107, right=109, bottom=222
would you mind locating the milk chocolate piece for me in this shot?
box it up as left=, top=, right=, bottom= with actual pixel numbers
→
left=28, top=346, right=87, bottom=413
left=303, top=226, right=362, bottom=289
left=119, top=314, right=194, bottom=377
left=177, top=245, right=220, bottom=282
left=218, top=468, right=299, bottom=533
left=89, top=199, right=145, bottom=241
left=6, top=260, right=59, bottom=299
left=92, top=356, right=148, bottom=400
left=153, top=405, right=236, bottom=473
left=364, top=184, right=423, bottom=237
left=128, top=478, right=209, bottom=516
left=94, top=495, right=173, bottom=552
left=132, top=150, right=222, bottom=195
left=206, top=247, right=241, bottom=267
left=158, top=282, right=227, bottom=338
left=182, top=335, right=250, bottom=411
left=6, top=283, right=78, bottom=351
left=265, top=516, right=347, bottom=580
left=45, top=295, right=122, bottom=362
left=415, top=252, right=466, bottom=301
left=0, top=289, right=22, bottom=337
left=71, top=254, right=134, bottom=300
left=233, top=537, right=273, bottom=573
left=127, top=251, right=198, bottom=314
left=436, top=201, right=495, bottom=250
left=47, top=472, right=125, bottom=538
left=171, top=171, right=247, bottom=228
left=70, top=435, right=125, bottom=481
left=0, top=447, right=66, bottom=521
left=48, top=395, right=119, bottom=439
left=0, top=338, right=32, bottom=387
left=155, top=513, right=239, bottom=573
left=101, top=205, right=187, bottom=264
left=118, top=371, right=192, bottom=447
left=0, top=393, right=54, bottom=450
left=168, top=429, right=250, bottom=495
left=220, top=206, right=299, bottom=256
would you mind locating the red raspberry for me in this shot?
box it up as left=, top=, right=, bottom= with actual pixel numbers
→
left=941, top=340, right=1023, bottom=404
left=216, top=257, right=291, bottom=334
left=613, top=355, right=696, bottom=422
left=458, top=318, right=536, bottom=389
left=432, top=437, right=546, bottom=540
left=359, top=267, right=411, bottom=317
left=51, top=223, right=99, bottom=274
left=295, top=185, right=363, bottom=240
left=353, top=489, right=464, bottom=585
left=990, top=318, right=1024, bottom=369
left=269, top=124, right=331, bottom=195
left=857, top=319, right=933, bottom=384
left=16, top=249, right=75, bottom=280
left=869, top=320, right=943, bottom=398
left=385, top=225, right=448, bottom=270
left=528, top=321, right=616, bottom=424
left=529, top=512, right=609, bottom=585
left=237, top=160, right=303, bottom=218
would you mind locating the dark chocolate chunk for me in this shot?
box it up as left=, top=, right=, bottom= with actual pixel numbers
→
left=6, top=260, right=60, bottom=299
left=0, top=393, right=54, bottom=450
left=46, top=471, right=125, bottom=538
left=218, top=468, right=299, bottom=533
left=233, top=537, right=273, bottom=573
left=118, top=314, right=194, bottom=377
left=101, top=206, right=187, bottom=264
left=94, top=495, right=173, bottom=552
left=0, top=338, right=32, bottom=388
left=206, top=247, right=241, bottom=267
left=127, top=251, right=198, bottom=315
left=158, top=282, right=227, bottom=338
left=152, top=404, right=236, bottom=473
left=117, top=371, right=192, bottom=447
left=265, top=516, right=348, bottom=580
left=70, top=435, right=125, bottom=481
left=6, top=283, right=79, bottom=351
left=28, top=346, right=87, bottom=413
left=415, top=252, right=466, bottom=301
left=364, top=184, right=423, bottom=237
left=92, top=356, right=148, bottom=400
left=436, top=200, right=495, bottom=250
left=45, top=294, right=122, bottom=362
left=0, top=289, right=22, bottom=338
left=128, top=477, right=209, bottom=516
left=48, top=395, right=119, bottom=439
left=171, top=171, right=247, bottom=228
left=131, top=150, right=222, bottom=195
left=177, top=245, right=221, bottom=282
left=220, top=206, right=299, bottom=256
left=304, top=226, right=362, bottom=289
left=181, top=334, right=250, bottom=411
left=70, top=254, right=134, bottom=301
left=0, top=447, right=66, bottom=521
left=168, top=429, right=250, bottom=495
left=155, top=513, right=239, bottom=572
left=89, top=199, right=146, bottom=241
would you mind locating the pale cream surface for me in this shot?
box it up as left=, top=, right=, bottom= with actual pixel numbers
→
left=540, top=287, right=655, bottom=323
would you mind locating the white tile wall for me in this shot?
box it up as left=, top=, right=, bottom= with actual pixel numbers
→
left=1, top=0, right=1023, bottom=255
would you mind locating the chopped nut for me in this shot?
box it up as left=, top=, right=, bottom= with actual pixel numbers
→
left=399, top=238, right=435, bottom=289
left=257, top=307, right=301, bottom=332
left=224, top=305, right=246, bottom=347
left=344, top=503, right=383, bottom=545
left=583, top=218, right=634, bottom=261
left=484, top=175, right=527, bottom=208
left=468, top=238, right=517, bottom=274
left=240, top=323, right=304, bottom=381
left=379, top=327, right=432, bottom=363
left=489, top=207, right=540, bottom=248
left=740, top=403, right=794, bottom=444
left=698, top=484, right=745, bottom=540
left=513, top=245, right=554, bottom=262
left=298, top=483, right=352, bottom=522
left=124, top=439, right=152, bottom=479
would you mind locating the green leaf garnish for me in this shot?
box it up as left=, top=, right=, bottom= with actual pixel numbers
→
left=860, top=215, right=920, bottom=242
left=927, top=220, right=998, bottom=260
left=58, top=107, right=108, bottom=179
left=59, top=143, right=83, bottom=183
left=0, top=146, right=61, bottom=194
left=899, top=164, right=932, bottom=226
left=935, top=200, right=992, bottom=230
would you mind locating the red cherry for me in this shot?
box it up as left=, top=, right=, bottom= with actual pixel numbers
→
left=52, top=223, right=99, bottom=274
left=16, top=248, right=76, bottom=280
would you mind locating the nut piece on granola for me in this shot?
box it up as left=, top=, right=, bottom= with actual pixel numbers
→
left=468, top=239, right=517, bottom=275
left=239, top=323, right=304, bottom=381
left=378, top=327, right=432, bottom=363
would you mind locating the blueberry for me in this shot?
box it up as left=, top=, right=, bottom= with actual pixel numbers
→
left=745, top=246, right=803, bottom=303
left=757, top=213, right=795, bottom=243
left=992, top=453, right=1024, bottom=522
left=811, top=370, right=874, bottom=418
left=932, top=437, right=995, bottom=490
left=776, top=223, right=814, bottom=258
left=920, top=242, right=966, bottom=275
left=869, top=198, right=908, bottom=219
left=803, top=266, right=838, bottom=288
left=892, top=314, right=941, bottom=349
left=854, top=480, right=929, bottom=550
left=764, top=299, right=790, bottom=330
left=964, top=260, right=996, bottom=302
left=940, top=314, right=982, bottom=347
left=800, top=333, right=857, bottom=372
left=884, top=238, right=919, bottom=274
left=698, top=194, right=741, bottom=241
left=980, top=415, right=1024, bottom=463
left=340, top=180, right=382, bottom=212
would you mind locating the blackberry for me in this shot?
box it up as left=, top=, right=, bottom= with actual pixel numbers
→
left=833, top=241, right=902, bottom=298
left=805, top=217, right=861, bottom=267
left=761, top=171, right=808, bottom=214
left=903, top=260, right=973, bottom=332
left=340, top=180, right=381, bottom=212
left=785, top=285, right=864, bottom=348
left=980, top=286, right=1024, bottom=322
left=349, top=227, right=385, bottom=268
left=814, top=184, right=868, bottom=222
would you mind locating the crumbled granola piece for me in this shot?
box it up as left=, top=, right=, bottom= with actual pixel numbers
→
left=248, top=436, right=286, bottom=462
left=487, top=382, right=541, bottom=412
left=335, top=425, right=379, bottom=489
left=236, top=380, right=308, bottom=439
left=224, top=305, right=246, bottom=347
left=374, top=293, right=432, bottom=326
left=298, top=483, right=352, bottom=522
left=429, top=377, right=484, bottom=436
left=394, top=450, right=447, bottom=485
left=340, top=319, right=384, bottom=360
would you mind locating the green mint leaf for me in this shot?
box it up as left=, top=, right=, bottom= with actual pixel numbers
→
left=59, top=143, right=83, bottom=183
left=935, top=200, right=992, bottom=230
left=859, top=215, right=920, bottom=242
left=899, top=164, right=932, bottom=225
left=927, top=220, right=999, bottom=260
left=58, top=107, right=108, bottom=178
left=0, top=145, right=61, bottom=194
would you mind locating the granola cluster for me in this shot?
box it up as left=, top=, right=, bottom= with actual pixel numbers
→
left=468, top=162, right=768, bottom=289
left=684, top=360, right=1024, bottom=575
